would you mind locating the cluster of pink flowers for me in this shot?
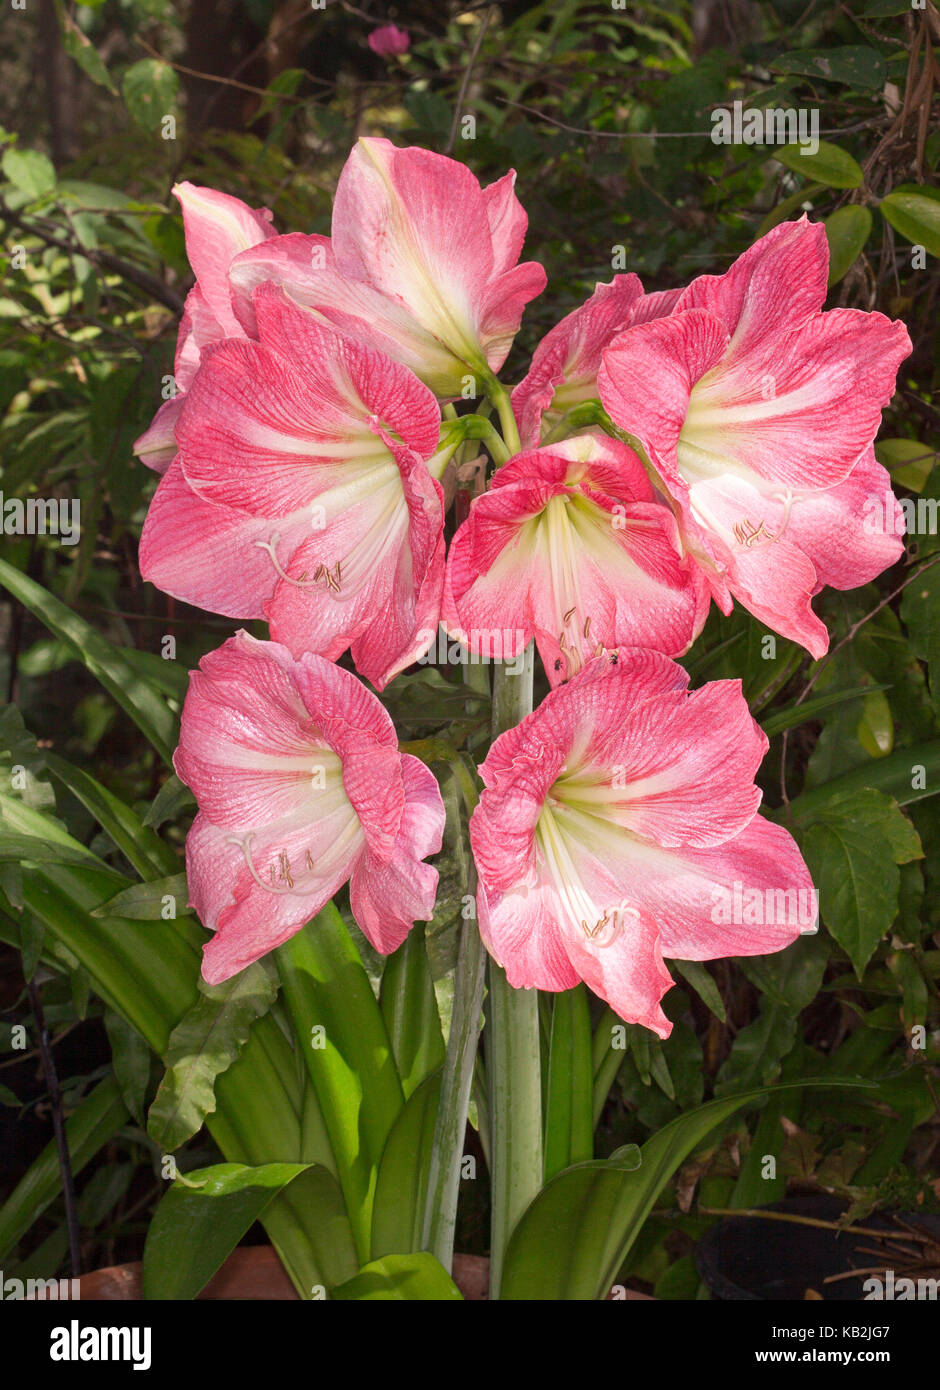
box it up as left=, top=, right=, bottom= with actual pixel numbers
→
left=137, top=139, right=909, bottom=1032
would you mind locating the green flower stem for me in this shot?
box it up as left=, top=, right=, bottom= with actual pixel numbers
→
left=486, top=641, right=541, bottom=1298
left=421, top=857, right=487, bottom=1268
left=484, top=379, right=522, bottom=457
left=420, top=694, right=488, bottom=1268
left=461, top=413, right=511, bottom=467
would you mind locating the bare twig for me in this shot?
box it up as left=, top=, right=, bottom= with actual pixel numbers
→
left=28, top=977, right=82, bottom=1278
left=446, top=10, right=491, bottom=155
left=0, top=195, right=184, bottom=314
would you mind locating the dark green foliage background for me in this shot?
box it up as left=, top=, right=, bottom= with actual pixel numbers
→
left=0, top=0, right=937, bottom=1296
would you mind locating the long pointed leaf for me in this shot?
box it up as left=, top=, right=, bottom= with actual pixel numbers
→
left=544, top=986, right=593, bottom=1181
left=46, top=753, right=181, bottom=879
left=379, top=924, right=445, bottom=1099
left=276, top=905, right=404, bottom=1261
left=371, top=1072, right=442, bottom=1259
left=0, top=557, right=178, bottom=763
left=142, top=1161, right=356, bottom=1299
left=501, top=1078, right=874, bottom=1299
left=0, top=1077, right=128, bottom=1260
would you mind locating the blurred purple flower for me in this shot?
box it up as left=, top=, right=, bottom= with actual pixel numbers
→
left=368, top=24, right=410, bottom=57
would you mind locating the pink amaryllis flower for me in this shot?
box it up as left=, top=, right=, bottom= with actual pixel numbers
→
left=139, top=286, right=445, bottom=690
left=597, top=218, right=911, bottom=657
left=511, top=274, right=681, bottom=448
left=442, top=430, right=709, bottom=686
left=175, top=631, right=445, bottom=984
left=134, top=182, right=276, bottom=473
left=470, top=650, right=814, bottom=1035
left=368, top=23, right=410, bottom=56
left=227, top=138, right=546, bottom=398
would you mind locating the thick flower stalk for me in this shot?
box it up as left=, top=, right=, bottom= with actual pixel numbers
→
left=597, top=217, right=911, bottom=656
left=140, top=287, right=446, bottom=690
left=174, top=631, right=446, bottom=985
left=470, top=650, right=814, bottom=1036
left=442, top=430, right=709, bottom=685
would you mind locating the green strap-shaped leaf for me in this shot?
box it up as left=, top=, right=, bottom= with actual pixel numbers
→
left=277, top=905, right=404, bottom=1261
left=141, top=1161, right=356, bottom=1300
left=760, top=683, right=891, bottom=737
left=379, top=924, right=445, bottom=1099
left=544, top=986, right=593, bottom=1182
left=92, top=873, right=189, bottom=920
left=784, top=739, right=940, bottom=818
left=331, top=1252, right=463, bottom=1301
left=371, top=1071, right=442, bottom=1259
left=104, top=1009, right=152, bottom=1124
left=143, top=773, right=196, bottom=829
left=0, top=557, right=178, bottom=764
left=0, top=826, right=334, bottom=1297
left=0, top=829, right=121, bottom=873
left=46, top=753, right=181, bottom=880
left=500, top=1079, right=873, bottom=1300
left=148, top=965, right=279, bottom=1151
left=0, top=1076, right=128, bottom=1261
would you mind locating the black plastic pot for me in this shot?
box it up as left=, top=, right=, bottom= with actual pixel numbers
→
left=696, top=1194, right=940, bottom=1300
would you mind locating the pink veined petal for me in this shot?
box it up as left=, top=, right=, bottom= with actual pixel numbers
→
left=786, top=447, right=905, bottom=592
left=191, top=809, right=362, bottom=986
left=555, top=889, right=675, bottom=1037
left=443, top=435, right=703, bottom=684
left=349, top=756, right=445, bottom=954
left=678, top=472, right=831, bottom=658
left=174, top=633, right=338, bottom=828
left=482, top=170, right=530, bottom=276
left=617, top=814, right=815, bottom=962
left=332, top=138, right=496, bottom=360
left=251, top=284, right=441, bottom=460
left=331, top=138, right=544, bottom=382
left=174, top=284, right=229, bottom=390
left=173, top=181, right=276, bottom=336
left=289, top=648, right=404, bottom=860
left=133, top=396, right=183, bottom=474
left=598, top=308, right=731, bottom=484
left=490, top=432, right=654, bottom=501
left=174, top=327, right=438, bottom=519
left=264, top=445, right=445, bottom=691
left=475, top=651, right=689, bottom=802
left=134, top=283, right=229, bottom=473
left=477, top=792, right=675, bottom=1032
left=229, top=235, right=466, bottom=396
left=469, top=652, right=814, bottom=1023
left=478, top=259, right=548, bottom=376
left=725, top=535, right=829, bottom=657
left=681, top=307, right=912, bottom=493
left=567, top=679, right=769, bottom=849
left=474, top=874, right=582, bottom=994
left=138, top=455, right=288, bottom=616
left=675, top=217, right=830, bottom=366
left=511, top=274, right=646, bottom=447
left=174, top=633, right=444, bottom=984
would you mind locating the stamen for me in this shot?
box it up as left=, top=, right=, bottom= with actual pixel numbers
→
left=255, top=533, right=343, bottom=592
left=226, top=832, right=312, bottom=896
